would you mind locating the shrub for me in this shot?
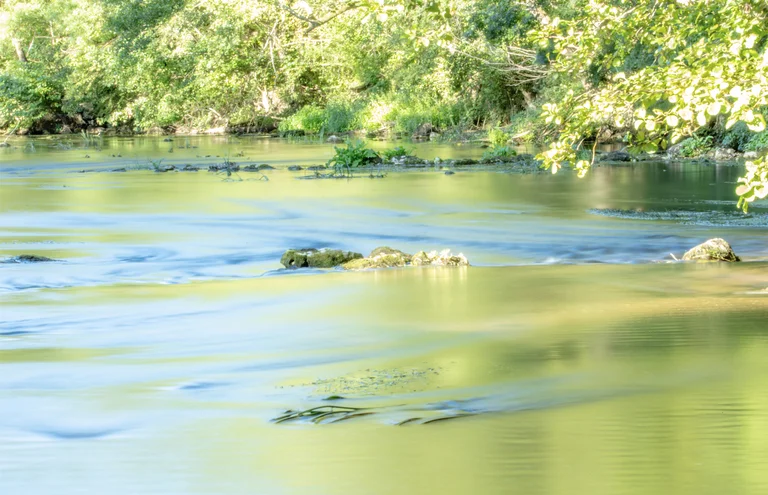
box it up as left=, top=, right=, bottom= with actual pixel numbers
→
left=488, top=128, right=509, bottom=146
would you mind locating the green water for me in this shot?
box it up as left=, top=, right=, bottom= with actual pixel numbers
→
left=2, top=136, right=768, bottom=494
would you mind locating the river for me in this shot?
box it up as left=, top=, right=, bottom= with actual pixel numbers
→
left=2, top=136, right=768, bottom=494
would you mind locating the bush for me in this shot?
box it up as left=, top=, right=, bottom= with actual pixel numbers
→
left=488, top=128, right=509, bottom=146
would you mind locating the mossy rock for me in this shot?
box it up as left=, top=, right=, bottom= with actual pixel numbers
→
left=281, top=248, right=363, bottom=269
left=682, top=238, right=740, bottom=262
left=343, top=247, right=412, bottom=270
left=452, top=158, right=478, bottom=166
left=412, top=249, right=469, bottom=266
left=369, top=246, right=411, bottom=258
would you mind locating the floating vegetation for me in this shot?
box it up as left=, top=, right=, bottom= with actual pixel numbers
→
left=588, top=208, right=768, bottom=227
left=273, top=381, right=670, bottom=427
left=273, top=405, right=374, bottom=424
left=307, top=367, right=441, bottom=396
left=271, top=404, right=474, bottom=426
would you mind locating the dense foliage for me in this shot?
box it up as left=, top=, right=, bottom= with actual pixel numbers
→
left=1, top=0, right=767, bottom=204
left=532, top=0, right=768, bottom=209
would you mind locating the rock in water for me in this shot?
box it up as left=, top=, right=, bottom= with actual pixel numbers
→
left=369, top=246, right=409, bottom=258
left=343, top=247, right=412, bottom=270
left=682, top=238, right=740, bottom=262
left=412, top=249, right=469, bottom=266
left=599, top=150, right=631, bottom=162
left=281, top=248, right=363, bottom=269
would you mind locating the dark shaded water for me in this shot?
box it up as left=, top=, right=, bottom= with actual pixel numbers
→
left=2, top=136, right=768, bottom=494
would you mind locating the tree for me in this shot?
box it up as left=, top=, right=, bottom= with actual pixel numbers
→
left=532, top=0, right=768, bottom=211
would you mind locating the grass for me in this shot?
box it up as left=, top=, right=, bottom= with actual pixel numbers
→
left=277, top=96, right=465, bottom=138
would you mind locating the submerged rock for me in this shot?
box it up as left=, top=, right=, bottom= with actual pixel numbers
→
left=3, top=254, right=57, bottom=263
left=281, top=248, right=363, bottom=269
left=242, top=163, right=275, bottom=171
left=412, top=249, right=469, bottom=266
left=451, top=158, right=478, bottom=166
left=208, top=163, right=240, bottom=172
left=682, top=238, right=740, bottom=262
left=343, top=247, right=412, bottom=270
left=599, top=150, right=632, bottom=162
left=288, top=165, right=303, bottom=171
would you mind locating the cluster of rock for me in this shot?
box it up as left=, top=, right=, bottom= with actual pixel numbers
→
left=280, top=246, right=469, bottom=270
left=388, top=154, right=540, bottom=168
left=595, top=147, right=766, bottom=164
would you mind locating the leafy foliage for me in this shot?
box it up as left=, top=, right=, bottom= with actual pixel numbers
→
left=487, top=128, right=509, bottom=146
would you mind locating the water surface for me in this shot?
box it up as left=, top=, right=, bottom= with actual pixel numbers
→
left=2, top=136, right=768, bottom=494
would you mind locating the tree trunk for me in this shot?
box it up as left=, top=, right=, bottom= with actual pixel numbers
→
left=11, top=39, right=28, bottom=63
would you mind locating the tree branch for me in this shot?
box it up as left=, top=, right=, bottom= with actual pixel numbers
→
left=278, top=1, right=361, bottom=33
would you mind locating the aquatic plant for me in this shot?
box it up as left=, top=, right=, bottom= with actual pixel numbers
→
left=326, top=141, right=381, bottom=176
